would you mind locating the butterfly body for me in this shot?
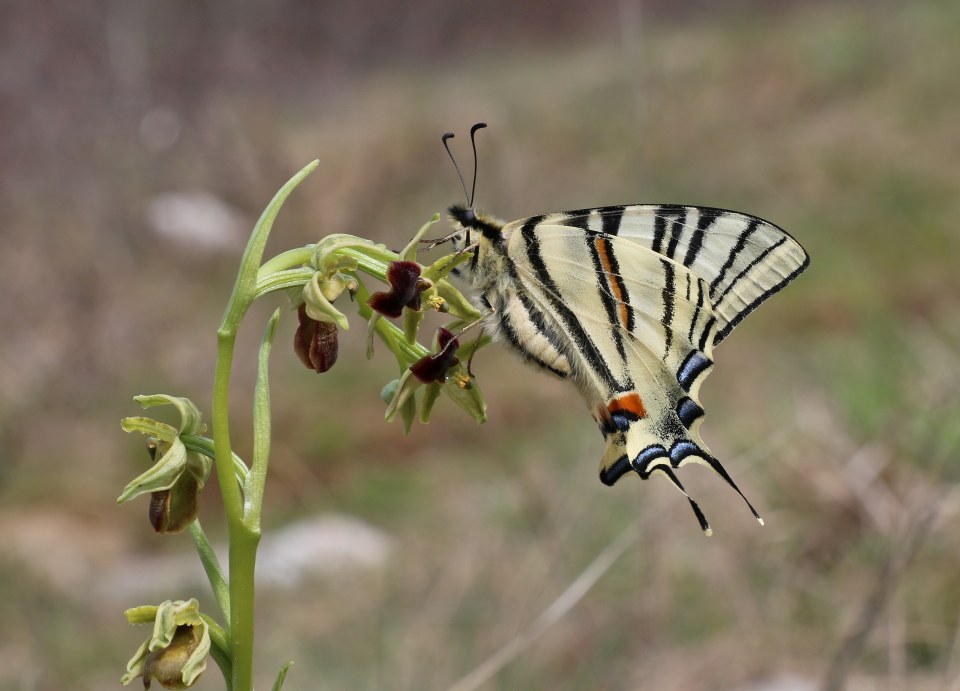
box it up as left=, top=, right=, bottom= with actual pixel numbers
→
left=448, top=201, right=809, bottom=532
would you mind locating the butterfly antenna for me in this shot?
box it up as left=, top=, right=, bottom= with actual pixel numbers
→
left=468, top=122, right=487, bottom=207
left=442, top=132, right=471, bottom=206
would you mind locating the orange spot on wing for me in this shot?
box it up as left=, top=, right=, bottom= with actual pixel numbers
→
left=594, top=237, right=630, bottom=329
left=607, top=392, right=647, bottom=419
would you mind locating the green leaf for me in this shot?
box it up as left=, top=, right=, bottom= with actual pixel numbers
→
left=221, top=159, right=319, bottom=331
left=272, top=661, right=294, bottom=691
left=246, top=309, right=281, bottom=532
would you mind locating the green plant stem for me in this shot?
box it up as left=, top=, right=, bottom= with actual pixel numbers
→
left=211, top=161, right=319, bottom=691
left=227, top=526, right=260, bottom=691
left=213, top=327, right=258, bottom=691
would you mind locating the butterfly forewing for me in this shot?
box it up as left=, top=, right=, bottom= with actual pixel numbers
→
left=512, top=204, right=809, bottom=345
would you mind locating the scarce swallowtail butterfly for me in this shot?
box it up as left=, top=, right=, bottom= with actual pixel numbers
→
left=444, top=124, right=810, bottom=535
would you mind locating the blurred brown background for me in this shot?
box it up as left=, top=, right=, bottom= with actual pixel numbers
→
left=2, top=0, right=960, bottom=689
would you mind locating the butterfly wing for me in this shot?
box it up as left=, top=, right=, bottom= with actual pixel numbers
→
left=495, top=209, right=806, bottom=531
left=528, top=205, right=810, bottom=345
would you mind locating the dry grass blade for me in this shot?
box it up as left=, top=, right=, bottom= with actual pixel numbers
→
left=444, top=521, right=641, bottom=691
left=822, top=499, right=941, bottom=691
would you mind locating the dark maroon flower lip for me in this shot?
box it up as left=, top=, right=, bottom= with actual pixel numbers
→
left=410, top=328, right=460, bottom=383
left=294, top=304, right=339, bottom=373
left=368, top=261, right=430, bottom=318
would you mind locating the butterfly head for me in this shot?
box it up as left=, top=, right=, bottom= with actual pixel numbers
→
left=448, top=202, right=504, bottom=251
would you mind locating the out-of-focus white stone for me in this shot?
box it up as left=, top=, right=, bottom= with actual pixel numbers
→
left=731, top=674, right=817, bottom=691
left=146, top=192, right=245, bottom=252
left=256, top=514, right=393, bottom=587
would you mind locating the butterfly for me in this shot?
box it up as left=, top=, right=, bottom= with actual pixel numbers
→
left=443, top=124, right=810, bottom=534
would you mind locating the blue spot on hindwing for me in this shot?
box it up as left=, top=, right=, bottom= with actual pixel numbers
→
left=677, top=351, right=712, bottom=392
left=669, top=440, right=704, bottom=465
left=631, top=444, right=669, bottom=475
left=676, top=397, right=705, bottom=429
left=599, top=455, right=632, bottom=486
left=610, top=410, right=636, bottom=432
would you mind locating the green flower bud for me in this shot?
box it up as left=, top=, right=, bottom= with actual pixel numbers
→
left=119, top=396, right=212, bottom=533
left=121, top=599, right=210, bottom=689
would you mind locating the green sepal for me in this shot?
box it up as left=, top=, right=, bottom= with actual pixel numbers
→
left=366, top=311, right=382, bottom=359
left=384, top=369, right=419, bottom=422
left=399, top=214, right=440, bottom=261
left=419, top=382, right=442, bottom=423
left=133, top=394, right=205, bottom=436
left=125, top=605, right=160, bottom=624
left=302, top=271, right=350, bottom=330
left=435, top=279, right=483, bottom=323
left=118, top=438, right=211, bottom=505
left=399, top=391, right=417, bottom=435
left=403, top=305, right=424, bottom=344
left=440, top=374, right=487, bottom=424
left=121, top=417, right=180, bottom=443
left=310, top=234, right=387, bottom=273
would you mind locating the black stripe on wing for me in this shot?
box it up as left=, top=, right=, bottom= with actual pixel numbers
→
left=709, top=217, right=760, bottom=294
left=564, top=215, right=630, bottom=364
left=519, top=219, right=625, bottom=389
left=662, top=205, right=687, bottom=260
left=650, top=204, right=687, bottom=257
left=661, top=258, right=676, bottom=356
left=601, top=205, right=625, bottom=235
left=687, top=276, right=706, bottom=343
left=494, top=261, right=573, bottom=379
left=682, top=207, right=721, bottom=267
left=713, top=248, right=811, bottom=344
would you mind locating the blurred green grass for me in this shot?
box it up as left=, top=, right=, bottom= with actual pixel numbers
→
left=2, top=0, right=960, bottom=689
